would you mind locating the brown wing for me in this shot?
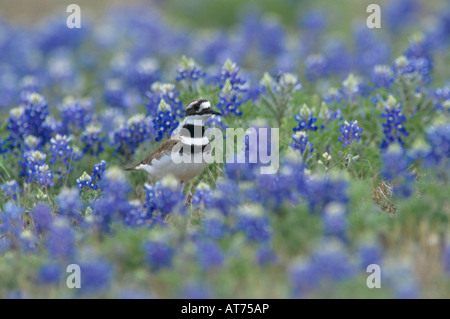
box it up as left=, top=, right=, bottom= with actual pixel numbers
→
left=140, top=139, right=180, bottom=166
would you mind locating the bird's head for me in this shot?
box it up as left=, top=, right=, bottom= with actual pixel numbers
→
left=185, top=99, right=221, bottom=121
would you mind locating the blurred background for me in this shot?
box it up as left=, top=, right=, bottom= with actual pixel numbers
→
left=1, top=0, right=448, bottom=110
left=0, top=0, right=449, bottom=299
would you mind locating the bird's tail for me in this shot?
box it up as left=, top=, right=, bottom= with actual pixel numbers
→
left=123, top=163, right=140, bottom=171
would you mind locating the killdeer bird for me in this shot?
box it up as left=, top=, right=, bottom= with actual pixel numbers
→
left=124, top=99, right=221, bottom=189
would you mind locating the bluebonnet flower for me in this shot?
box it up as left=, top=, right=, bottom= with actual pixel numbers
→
left=385, top=0, right=420, bottom=33
left=38, top=17, right=87, bottom=52
left=195, top=240, right=224, bottom=271
left=257, top=17, right=286, bottom=59
left=393, top=55, right=431, bottom=84
left=384, top=261, right=420, bottom=299
left=1, top=180, right=21, bottom=201
left=424, top=124, right=450, bottom=168
left=191, top=183, right=213, bottom=208
left=275, top=159, right=308, bottom=203
left=394, top=281, right=420, bottom=299
left=176, top=56, right=205, bottom=92
left=91, top=167, right=132, bottom=232
left=197, top=31, right=229, bottom=64
left=144, top=233, right=175, bottom=271
left=19, top=76, right=41, bottom=98
left=146, top=82, right=183, bottom=118
left=38, top=263, right=62, bottom=285
left=322, top=202, right=347, bottom=242
left=43, top=115, right=63, bottom=139
left=0, top=202, right=24, bottom=239
left=443, top=244, right=450, bottom=275
left=293, top=104, right=318, bottom=132
left=338, top=120, right=363, bottom=148
left=341, top=74, right=362, bottom=104
left=216, top=59, right=247, bottom=117
left=305, top=54, right=328, bottom=81
left=23, top=135, right=41, bottom=151
left=123, top=200, right=148, bottom=227
left=100, top=108, right=125, bottom=135
left=56, top=188, right=83, bottom=222
left=104, top=78, right=126, bottom=108
left=205, top=114, right=228, bottom=131
left=0, top=141, right=6, bottom=156
left=59, top=97, right=92, bottom=134
left=407, top=136, right=430, bottom=163
left=255, top=173, right=295, bottom=210
left=290, top=131, right=313, bottom=156
left=371, top=65, right=394, bottom=88
left=22, top=92, right=50, bottom=138
left=322, top=87, right=344, bottom=105
left=289, top=259, right=320, bottom=297
left=352, top=24, right=390, bottom=73
left=19, top=230, right=38, bottom=253
left=76, top=171, right=96, bottom=190
left=35, top=164, right=55, bottom=187
left=46, top=51, right=81, bottom=94
left=77, top=259, right=114, bottom=294
left=217, top=79, right=243, bottom=117
left=382, top=145, right=415, bottom=198
left=49, top=134, right=73, bottom=168
left=299, top=9, right=328, bottom=32
left=246, top=84, right=264, bottom=106
left=224, top=151, right=258, bottom=182
left=223, top=125, right=274, bottom=183
left=0, top=64, right=18, bottom=109
left=22, top=150, right=55, bottom=187
left=129, top=57, right=159, bottom=93
left=433, top=85, right=449, bottom=113
left=81, top=124, right=104, bottom=156
left=117, top=289, right=154, bottom=299
left=144, top=176, right=184, bottom=219
left=318, top=102, right=342, bottom=125
left=113, top=114, right=153, bottom=155
left=92, top=160, right=107, bottom=182
left=202, top=210, right=227, bottom=240
left=205, top=180, right=242, bottom=216
left=7, top=94, right=52, bottom=146
left=0, top=237, right=11, bottom=254
left=180, top=282, right=214, bottom=299
left=152, top=99, right=179, bottom=142
left=235, top=204, right=271, bottom=243
left=322, top=38, right=352, bottom=76
left=219, top=59, right=246, bottom=92
left=255, top=244, right=278, bottom=266
left=358, top=243, right=384, bottom=270
left=306, top=176, right=349, bottom=213
left=380, top=95, right=410, bottom=150
left=46, top=217, right=76, bottom=260
left=310, top=240, right=355, bottom=282
left=32, top=204, right=53, bottom=235
left=404, top=33, right=432, bottom=66
left=6, top=291, right=30, bottom=299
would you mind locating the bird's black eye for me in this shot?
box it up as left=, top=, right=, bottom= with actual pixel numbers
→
left=194, top=104, right=199, bottom=110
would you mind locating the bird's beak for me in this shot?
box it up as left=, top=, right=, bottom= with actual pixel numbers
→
left=208, top=109, right=221, bottom=116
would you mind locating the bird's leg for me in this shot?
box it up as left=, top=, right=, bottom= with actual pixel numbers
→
left=180, top=181, right=185, bottom=194
left=180, top=181, right=189, bottom=204
left=181, top=181, right=193, bottom=205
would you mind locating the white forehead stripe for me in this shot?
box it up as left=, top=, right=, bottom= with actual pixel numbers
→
left=200, top=101, right=211, bottom=110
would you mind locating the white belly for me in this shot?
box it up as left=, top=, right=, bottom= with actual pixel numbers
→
left=139, top=152, right=208, bottom=183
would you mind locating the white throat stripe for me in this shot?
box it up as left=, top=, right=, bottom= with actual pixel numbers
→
left=180, top=135, right=209, bottom=146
